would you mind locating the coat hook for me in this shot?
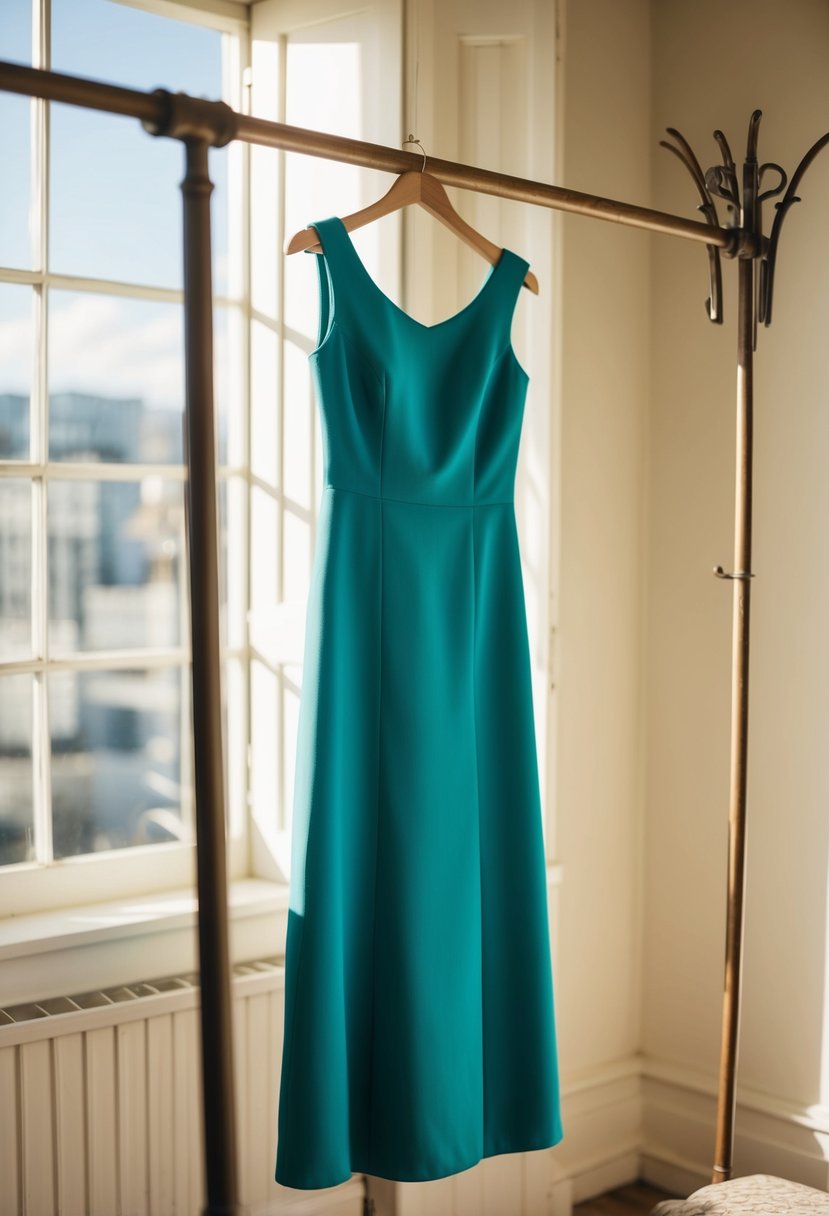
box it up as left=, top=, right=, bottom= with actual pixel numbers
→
left=713, top=565, right=755, bottom=580
left=660, top=127, right=725, bottom=324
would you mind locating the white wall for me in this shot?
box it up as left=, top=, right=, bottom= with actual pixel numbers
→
left=552, top=0, right=652, bottom=1194
left=643, top=0, right=829, bottom=1192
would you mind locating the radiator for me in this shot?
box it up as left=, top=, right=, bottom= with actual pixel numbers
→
left=0, top=958, right=365, bottom=1216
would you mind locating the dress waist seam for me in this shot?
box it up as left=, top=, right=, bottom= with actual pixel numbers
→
left=325, top=483, right=514, bottom=509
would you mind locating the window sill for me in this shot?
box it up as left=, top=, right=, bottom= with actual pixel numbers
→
left=0, top=877, right=290, bottom=1007
left=0, top=863, right=563, bottom=1008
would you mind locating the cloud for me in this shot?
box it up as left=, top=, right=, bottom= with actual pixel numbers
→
left=0, top=309, right=31, bottom=393
left=0, top=292, right=232, bottom=412
left=49, top=294, right=184, bottom=409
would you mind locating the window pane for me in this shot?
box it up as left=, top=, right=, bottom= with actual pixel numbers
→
left=282, top=663, right=301, bottom=837
left=50, top=666, right=189, bottom=859
left=218, top=475, right=245, bottom=652
left=50, top=107, right=185, bottom=291
left=283, top=506, right=311, bottom=602
left=250, top=486, right=278, bottom=654
left=52, top=0, right=221, bottom=104
left=0, top=480, right=32, bottom=659
left=223, top=657, right=245, bottom=836
left=250, top=316, right=279, bottom=487
left=0, top=93, right=32, bottom=272
left=250, top=658, right=279, bottom=833
left=0, top=673, right=34, bottom=867
left=0, top=2, right=32, bottom=270
left=284, top=37, right=363, bottom=233
left=0, top=283, right=34, bottom=458
left=215, top=304, right=239, bottom=468
left=48, top=478, right=183, bottom=654
left=50, top=0, right=228, bottom=292
left=49, top=291, right=184, bottom=463
left=283, top=340, right=314, bottom=510
left=0, top=0, right=31, bottom=63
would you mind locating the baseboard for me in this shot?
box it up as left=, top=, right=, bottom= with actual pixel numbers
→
left=568, top=1147, right=642, bottom=1204
left=554, top=1055, right=643, bottom=1204
left=251, top=1176, right=365, bottom=1215
left=639, top=1146, right=712, bottom=1197
left=640, top=1056, right=829, bottom=1195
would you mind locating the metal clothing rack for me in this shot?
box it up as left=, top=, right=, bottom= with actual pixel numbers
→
left=1, top=56, right=824, bottom=1216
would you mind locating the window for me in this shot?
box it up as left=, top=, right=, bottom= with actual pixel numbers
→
left=0, top=0, right=248, bottom=913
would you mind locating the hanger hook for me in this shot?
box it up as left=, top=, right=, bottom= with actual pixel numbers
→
left=402, top=133, right=427, bottom=172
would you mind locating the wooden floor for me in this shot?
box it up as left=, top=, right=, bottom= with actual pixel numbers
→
left=574, top=1181, right=681, bottom=1214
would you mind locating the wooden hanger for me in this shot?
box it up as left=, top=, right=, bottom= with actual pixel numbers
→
left=284, top=152, right=539, bottom=294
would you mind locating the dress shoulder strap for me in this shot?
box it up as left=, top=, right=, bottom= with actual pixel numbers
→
left=495, top=249, right=531, bottom=313
left=305, top=216, right=353, bottom=348
left=307, top=215, right=352, bottom=261
left=487, top=248, right=532, bottom=350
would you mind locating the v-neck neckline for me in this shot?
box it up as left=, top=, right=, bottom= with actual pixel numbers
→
left=334, top=216, right=510, bottom=334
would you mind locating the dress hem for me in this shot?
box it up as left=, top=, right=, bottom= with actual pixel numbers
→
left=275, top=1128, right=566, bottom=1192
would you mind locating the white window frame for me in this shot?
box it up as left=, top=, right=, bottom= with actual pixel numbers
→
left=0, top=0, right=253, bottom=920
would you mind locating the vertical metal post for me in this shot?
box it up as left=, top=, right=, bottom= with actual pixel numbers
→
left=181, top=136, right=241, bottom=1216
left=711, top=129, right=758, bottom=1184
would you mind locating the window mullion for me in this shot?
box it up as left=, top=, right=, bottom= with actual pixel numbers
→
left=233, top=30, right=252, bottom=851
left=31, top=0, right=53, bottom=865
left=275, top=32, right=287, bottom=835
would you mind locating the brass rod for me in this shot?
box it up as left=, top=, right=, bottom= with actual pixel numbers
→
left=0, top=57, right=161, bottom=122
left=237, top=113, right=734, bottom=248
left=711, top=253, right=754, bottom=1185
left=180, top=139, right=241, bottom=1215
left=0, top=58, right=736, bottom=250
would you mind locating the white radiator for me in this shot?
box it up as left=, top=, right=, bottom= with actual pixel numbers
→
left=0, top=959, right=365, bottom=1216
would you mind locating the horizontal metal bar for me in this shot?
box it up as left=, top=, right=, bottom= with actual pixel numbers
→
left=0, top=59, right=737, bottom=250
left=0, top=60, right=161, bottom=127
left=241, top=114, right=735, bottom=249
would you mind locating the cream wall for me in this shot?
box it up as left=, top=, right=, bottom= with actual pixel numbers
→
left=551, top=0, right=652, bottom=1193
left=555, top=0, right=829, bottom=1197
left=643, top=0, right=829, bottom=1191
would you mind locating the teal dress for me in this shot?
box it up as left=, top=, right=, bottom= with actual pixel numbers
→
left=275, top=216, right=563, bottom=1190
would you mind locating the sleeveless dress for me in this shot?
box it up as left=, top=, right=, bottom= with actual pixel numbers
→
left=274, top=215, right=564, bottom=1190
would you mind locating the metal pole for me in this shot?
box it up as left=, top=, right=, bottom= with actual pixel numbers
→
left=181, top=137, right=241, bottom=1216
left=0, top=59, right=745, bottom=252
left=711, top=128, right=758, bottom=1184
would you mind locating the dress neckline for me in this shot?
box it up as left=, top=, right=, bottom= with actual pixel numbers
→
left=333, top=216, right=510, bottom=334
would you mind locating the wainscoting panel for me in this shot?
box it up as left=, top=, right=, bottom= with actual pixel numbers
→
left=641, top=1059, right=829, bottom=1196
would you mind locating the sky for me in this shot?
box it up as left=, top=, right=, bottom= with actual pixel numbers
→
left=0, top=0, right=230, bottom=408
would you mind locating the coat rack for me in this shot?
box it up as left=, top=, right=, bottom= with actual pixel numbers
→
left=1, top=56, right=824, bottom=1216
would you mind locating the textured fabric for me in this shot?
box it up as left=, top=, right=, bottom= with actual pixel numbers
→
left=274, top=216, right=563, bottom=1190
left=652, top=1174, right=829, bottom=1214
